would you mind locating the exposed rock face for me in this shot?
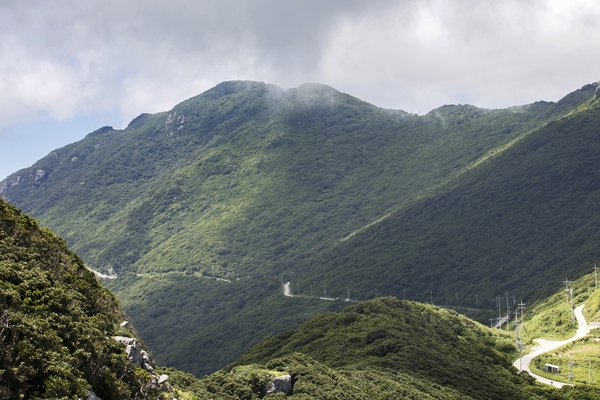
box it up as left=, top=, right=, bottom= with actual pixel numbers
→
left=0, top=175, right=22, bottom=194
left=596, top=85, right=600, bottom=98
left=85, top=390, right=101, bottom=400
left=112, top=336, right=170, bottom=394
left=112, top=336, right=154, bottom=373
left=264, top=374, right=292, bottom=396
left=34, top=169, right=46, bottom=184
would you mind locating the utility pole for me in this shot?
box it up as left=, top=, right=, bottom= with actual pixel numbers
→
left=497, top=295, right=502, bottom=322
left=515, top=310, right=523, bottom=371
left=571, top=286, right=575, bottom=322
left=517, top=300, right=525, bottom=371
left=595, top=264, right=598, bottom=290
left=569, top=358, right=574, bottom=384
left=518, top=300, right=525, bottom=327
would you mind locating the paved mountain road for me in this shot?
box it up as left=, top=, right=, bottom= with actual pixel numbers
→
left=283, top=282, right=344, bottom=301
left=513, top=304, right=592, bottom=388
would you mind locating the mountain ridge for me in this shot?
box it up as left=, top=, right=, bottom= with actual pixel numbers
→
left=2, top=80, right=600, bottom=376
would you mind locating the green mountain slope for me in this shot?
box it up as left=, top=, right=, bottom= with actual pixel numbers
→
left=1, top=81, right=558, bottom=278
left=0, top=199, right=165, bottom=399
left=308, top=85, right=600, bottom=306
left=168, top=297, right=599, bottom=400
left=233, top=297, right=527, bottom=399
left=2, top=81, right=600, bottom=377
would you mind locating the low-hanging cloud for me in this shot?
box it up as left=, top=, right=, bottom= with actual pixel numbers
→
left=1, top=0, right=599, bottom=131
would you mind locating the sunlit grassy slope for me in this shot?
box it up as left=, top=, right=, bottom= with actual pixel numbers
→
left=3, top=81, right=600, bottom=376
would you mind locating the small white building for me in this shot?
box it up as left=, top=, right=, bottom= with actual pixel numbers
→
left=544, top=363, right=560, bottom=373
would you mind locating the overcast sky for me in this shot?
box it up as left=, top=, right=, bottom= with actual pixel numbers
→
left=1, top=0, right=600, bottom=180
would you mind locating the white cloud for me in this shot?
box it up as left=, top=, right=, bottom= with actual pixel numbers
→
left=1, top=0, right=599, bottom=179
left=319, top=0, right=600, bottom=111
left=0, top=0, right=599, bottom=130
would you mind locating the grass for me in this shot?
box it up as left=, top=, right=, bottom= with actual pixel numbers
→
left=532, top=337, right=600, bottom=386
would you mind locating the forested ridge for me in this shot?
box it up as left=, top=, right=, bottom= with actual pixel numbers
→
left=0, top=199, right=163, bottom=399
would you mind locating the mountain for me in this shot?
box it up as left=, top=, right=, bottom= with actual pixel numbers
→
left=2, top=80, right=600, bottom=377
left=0, top=198, right=170, bottom=399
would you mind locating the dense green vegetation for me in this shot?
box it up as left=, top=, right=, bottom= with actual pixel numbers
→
left=232, top=297, right=534, bottom=399
left=161, top=297, right=600, bottom=399
left=309, top=89, right=600, bottom=308
left=4, top=192, right=600, bottom=399
left=3, top=80, right=600, bottom=376
left=107, top=272, right=347, bottom=377
left=162, top=352, right=471, bottom=399
left=0, top=199, right=164, bottom=399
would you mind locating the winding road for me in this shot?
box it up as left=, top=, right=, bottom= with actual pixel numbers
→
left=283, top=282, right=340, bottom=301
left=88, top=267, right=117, bottom=279
left=513, top=304, right=591, bottom=388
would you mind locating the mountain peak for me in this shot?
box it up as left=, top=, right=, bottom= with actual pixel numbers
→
left=202, top=80, right=267, bottom=100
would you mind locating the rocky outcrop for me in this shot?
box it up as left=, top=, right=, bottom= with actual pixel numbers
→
left=112, top=336, right=170, bottom=394
left=263, top=374, right=292, bottom=396
left=85, top=390, right=100, bottom=400
left=0, top=175, right=22, bottom=194
left=34, top=169, right=46, bottom=184
left=113, top=336, right=153, bottom=371
left=0, top=170, right=46, bottom=195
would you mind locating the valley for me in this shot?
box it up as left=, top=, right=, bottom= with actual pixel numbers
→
left=5, top=190, right=600, bottom=398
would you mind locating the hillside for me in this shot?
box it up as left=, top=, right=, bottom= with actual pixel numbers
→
left=2, top=80, right=600, bottom=376
left=0, top=198, right=168, bottom=399
left=167, top=297, right=600, bottom=400
left=310, top=84, right=600, bottom=305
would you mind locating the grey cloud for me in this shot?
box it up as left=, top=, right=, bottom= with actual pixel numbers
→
left=1, top=0, right=599, bottom=128
left=2, top=0, right=600, bottom=181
